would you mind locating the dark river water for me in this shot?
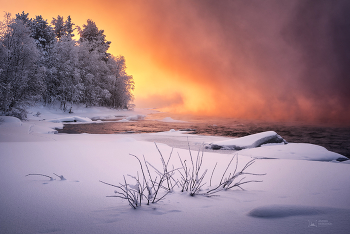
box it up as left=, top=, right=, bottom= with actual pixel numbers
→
left=58, top=112, right=350, bottom=158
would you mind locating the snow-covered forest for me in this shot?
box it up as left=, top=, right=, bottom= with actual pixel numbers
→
left=0, top=12, right=134, bottom=119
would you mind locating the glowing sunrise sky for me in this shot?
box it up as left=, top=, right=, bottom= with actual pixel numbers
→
left=2, top=0, right=350, bottom=124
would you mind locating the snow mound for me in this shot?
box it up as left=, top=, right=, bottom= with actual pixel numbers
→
left=47, top=116, right=92, bottom=123
left=159, top=117, right=186, bottom=123
left=206, top=131, right=287, bottom=150
left=239, top=143, right=348, bottom=161
left=248, top=205, right=325, bottom=218
left=0, top=116, right=22, bottom=126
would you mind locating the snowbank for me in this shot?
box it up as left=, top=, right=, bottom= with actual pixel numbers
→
left=0, top=116, right=22, bottom=126
left=47, top=116, right=93, bottom=123
left=206, top=131, right=287, bottom=150
left=0, top=116, right=63, bottom=142
left=0, top=105, right=150, bottom=142
left=0, top=116, right=22, bottom=125
left=26, top=104, right=156, bottom=122
left=238, top=143, right=348, bottom=162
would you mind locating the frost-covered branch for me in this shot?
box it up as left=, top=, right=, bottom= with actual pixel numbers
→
left=206, top=156, right=266, bottom=196
left=26, top=173, right=54, bottom=180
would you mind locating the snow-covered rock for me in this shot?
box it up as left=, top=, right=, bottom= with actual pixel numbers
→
left=239, top=143, right=348, bottom=162
left=206, top=131, right=287, bottom=150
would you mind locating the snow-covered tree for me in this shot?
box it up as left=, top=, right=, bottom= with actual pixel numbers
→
left=64, top=16, right=75, bottom=39
left=0, top=14, right=44, bottom=118
left=54, top=35, right=82, bottom=110
left=76, top=19, right=134, bottom=108
left=107, top=56, right=134, bottom=108
left=78, top=19, right=111, bottom=61
left=1, top=12, right=134, bottom=117
left=30, top=15, right=56, bottom=53
left=15, top=11, right=32, bottom=27
left=51, top=15, right=65, bottom=39
left=51, top=15, right=75, bottom=40
left=0, top=12, right=13, bottom=39
left=76, top=40, right=107, bottom=106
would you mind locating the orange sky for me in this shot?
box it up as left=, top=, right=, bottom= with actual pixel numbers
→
left=2, top=0, right=350, bottom=125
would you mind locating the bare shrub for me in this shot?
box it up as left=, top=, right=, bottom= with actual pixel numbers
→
left=100, top=143, right=178, bottom=209
left=177, top=142, right=208, bottom=196
left=101, top=142, right=265, bottom=208
left=177, top=143, right=265, bottom=197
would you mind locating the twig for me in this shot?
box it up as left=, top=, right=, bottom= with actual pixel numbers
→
left=209, top=162, right=217, bottom=187
left=219, top=155, right=235, bottom=184
left=53, top=173, right=66, bottom=180
left=26, top=174, right=54, bottom=180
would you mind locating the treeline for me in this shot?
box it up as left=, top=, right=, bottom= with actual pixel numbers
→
left=0, top=12, right=134, bottom=119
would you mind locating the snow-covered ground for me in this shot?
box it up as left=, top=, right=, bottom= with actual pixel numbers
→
left=0, top=105, right=349, bottom=234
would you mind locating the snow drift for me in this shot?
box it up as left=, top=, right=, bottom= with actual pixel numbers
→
left=48, top=116, right=93, bottom=123
left=206, top=131, right=287, bottom=150
left=239, top=143, right=348, bottom=162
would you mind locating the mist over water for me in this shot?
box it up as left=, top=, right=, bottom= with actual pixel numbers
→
left=128, top=0, right=350, bottom=124
left=283, top=0, right=350, bottom=122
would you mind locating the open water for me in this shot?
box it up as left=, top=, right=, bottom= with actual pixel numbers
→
left=58, top=112, right=350, bottom=158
